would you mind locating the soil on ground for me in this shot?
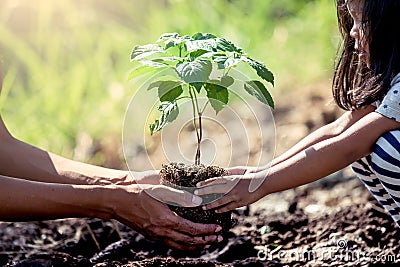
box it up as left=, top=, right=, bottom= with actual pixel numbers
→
left=2, top=82, right=400, bottom=266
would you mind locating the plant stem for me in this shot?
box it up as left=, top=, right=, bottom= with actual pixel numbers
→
left=188, top=86, right=202, bottom=165
left=201, top=100, right=209, bottom=114
left=175, top=96, right=191, bottom=101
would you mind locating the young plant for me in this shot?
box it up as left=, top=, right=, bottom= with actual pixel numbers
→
left=129, top=32, right=274, bottom=165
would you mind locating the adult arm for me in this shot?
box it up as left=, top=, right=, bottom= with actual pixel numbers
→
left=0, top=116, right=158, bottom=185
left=0, top=174, right=222, bottom=250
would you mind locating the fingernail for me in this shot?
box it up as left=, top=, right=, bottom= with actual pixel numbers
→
left=205, top=245, right=211, bottom=249
left=194, top=189, right=199, bottom=195
left=192, top=195, right=202, bottom=205
left=215, top=226, right=222, bottom=233
left=217, top=235, right=223, bottom=242
left=202, top=205, right=207, bottom=210
left=196, top=182, right=202, bottom=187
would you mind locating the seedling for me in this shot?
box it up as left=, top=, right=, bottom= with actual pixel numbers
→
left=129, top=32, right=274, bottom=165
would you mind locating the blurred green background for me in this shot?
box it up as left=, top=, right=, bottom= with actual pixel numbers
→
left=0, top=0, right=338, bottom=168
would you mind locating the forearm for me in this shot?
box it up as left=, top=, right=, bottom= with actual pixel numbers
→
left=271, top=122, right=341, bottom=166
left=260, top=111, right=398, bottom=196
left=0, top=135, right=128, bottom=185
left=0, top=175, right=114, bottom=221
left=261, top=136, right=364, bottom=195
left=260, top=107, right=375, bottom=171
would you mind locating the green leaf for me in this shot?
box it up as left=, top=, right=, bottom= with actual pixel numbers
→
left=205, top=82, right=229, bottom=114
left=148, top=81, right=183, bottom=102
left=153, top=57, right=181, bottom=66
left=244, top=81, right=274, bottom=108
left=192, top=32, right=217, bottom=40
left=149, top=101, right=179, bottom=135
left=190, top=82, right=204, bottom=93
left=175, top=60, right=212, bottom=84
left=139, top=60, right=168, bottom=68
left=242, top=57, right=274, bottom=86
left=224, top=57, right=241, bottom=69
left=213, top=55, right=229, bottom=69
left=127, top=65, right=168, bottom=80
left=198, top=51, right=226, bottom=59
left=131, top=44, right=164, bottom=61
left=221, top=76, right=234, bottom=87
left=189, top=50, right=209, bottom=61
left=216, top=38, right=243, bottom=53
left=185, top=39, right=216, bottom=52
left=157, top=32, right=190, bottom=50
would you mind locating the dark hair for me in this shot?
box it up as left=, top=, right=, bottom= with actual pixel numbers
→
left=333, top=0, right=400, bottom=110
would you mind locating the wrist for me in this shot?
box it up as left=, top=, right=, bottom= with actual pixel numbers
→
left=97, top=185, right=119, bottom=220
left=100, top=184, right=142, bottom=220
left=258, top=170, right=271, bottom=196
left=69, top=184, right=118, bottom=221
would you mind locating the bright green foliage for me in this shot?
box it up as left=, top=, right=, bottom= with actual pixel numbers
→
left=130, top=32, right=275, bottom=165
left=149, top=101, right=179, bottom=134
left=129, top=32, right=275, bottom=136
left=0, top=0, right=336, bottom=163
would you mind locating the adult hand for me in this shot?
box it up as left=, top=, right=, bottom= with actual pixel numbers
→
left=111, top=170, right=160, bottom=186
left=107, top=184, right=223, bottom=250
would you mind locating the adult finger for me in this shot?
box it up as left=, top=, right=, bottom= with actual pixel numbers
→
left=172, top=214, right=222, bottom=236
left=145, top=185, right=203, bottom=207
left=162, top=228, right=222, bottom=246
left=163, top=239, right=199, bottom=251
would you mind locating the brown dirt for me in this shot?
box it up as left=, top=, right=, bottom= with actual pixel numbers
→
left=160, top=162, right=233, bottom=231
left=2, top=182, right=400, bottom=266
left=2, top=81, right=400, bottom=266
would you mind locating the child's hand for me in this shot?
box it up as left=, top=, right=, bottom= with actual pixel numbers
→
left=194, top=172, right=266, bottom=213
left=226, top=165, right=264, bottom=175
left=226, top=166, right=247, bottom=175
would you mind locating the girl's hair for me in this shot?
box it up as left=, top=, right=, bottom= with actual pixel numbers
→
left=333, top=0, right=400, bottom=110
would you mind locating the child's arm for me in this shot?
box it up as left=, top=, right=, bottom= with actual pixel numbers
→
left=196, top=111, right=400, bottom=212
left=229, top=105, right=375, bottom=175
left=269, top=105, right=375, bottom=166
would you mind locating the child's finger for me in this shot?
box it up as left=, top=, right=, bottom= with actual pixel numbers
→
left=194, top=183, right=232, bottom=195
left=202, top=195, right=234, bottom=210
left=226, top=166, right=246, bottom=175
left=196, top=177, right=230, bottom=188
left=215, top=202, right=240, bottom=213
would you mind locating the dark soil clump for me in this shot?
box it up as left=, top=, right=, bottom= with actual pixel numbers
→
left=160, top=162, right=233, bottom=231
